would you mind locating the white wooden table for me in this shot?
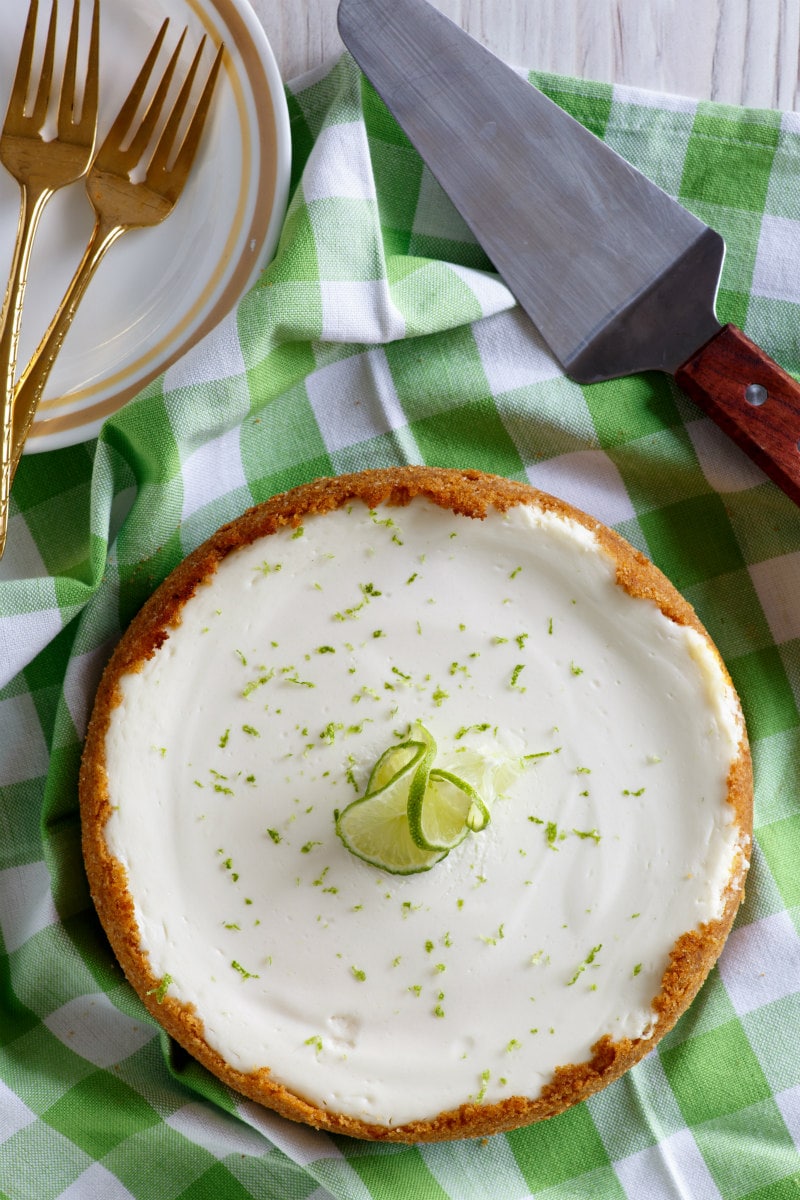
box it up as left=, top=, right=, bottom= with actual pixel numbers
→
left=248, top=0, right=800, bottom=110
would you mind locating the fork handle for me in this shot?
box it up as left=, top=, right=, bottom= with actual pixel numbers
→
left=0, top=182, right=55, bottom=554
left=10, top=214, right=125, bottom=473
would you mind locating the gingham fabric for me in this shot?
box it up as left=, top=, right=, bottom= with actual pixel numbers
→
left=1, top=50, right=799, bottom=1200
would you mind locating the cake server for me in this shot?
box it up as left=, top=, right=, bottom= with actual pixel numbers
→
left=338, top=0, right=800, bottom=505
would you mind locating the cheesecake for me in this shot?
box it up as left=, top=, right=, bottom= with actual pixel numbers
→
left=80, top=467, right=752, bottom=1141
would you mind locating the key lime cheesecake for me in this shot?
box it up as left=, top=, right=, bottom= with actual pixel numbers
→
left=80, top=467, right=752, bottom=1141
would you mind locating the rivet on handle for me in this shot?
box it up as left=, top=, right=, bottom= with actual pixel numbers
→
left=745, top=383, right=768, bottom=406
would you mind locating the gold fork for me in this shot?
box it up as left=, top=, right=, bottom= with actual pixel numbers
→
left=0, top=0, right=100, bottom=555
left=8, top=22, right=224, bottom=511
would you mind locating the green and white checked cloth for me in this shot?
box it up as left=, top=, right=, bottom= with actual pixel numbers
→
left=1, top=48, right=800, bottom=1200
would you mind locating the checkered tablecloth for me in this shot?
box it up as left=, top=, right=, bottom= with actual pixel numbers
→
left=1, top=50, right=799, bottom=1200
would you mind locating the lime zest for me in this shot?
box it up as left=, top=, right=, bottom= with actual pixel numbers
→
left=146, top=974, right=173, bottom=1004
left=455, top=722, right=491, bottom=740
left=231, top=960, right=259, bottom=980
left=509, top=664, right=526, bottom=691
left=566, top=944, right=602, bottom=987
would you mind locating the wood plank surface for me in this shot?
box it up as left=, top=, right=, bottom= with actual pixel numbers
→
left=247, top=0, right=800, bottom=108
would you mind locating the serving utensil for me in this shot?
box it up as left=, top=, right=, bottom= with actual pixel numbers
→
left=0, top=0, right=99, bottom=555
left=339, top=0, right=800, bottom=506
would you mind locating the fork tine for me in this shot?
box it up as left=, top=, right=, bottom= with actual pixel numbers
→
left=94, top=18, right=170, bottom=168
left=148, top=36, right=207, bottom=175
left=58, top=0, right=99, bottom=138
left=5, top=0, right=38, bottom=118
left=153, top=42, right=224, bottom=196
left=124, top=28, right=187, bottom=167
left=58, top=0, right=79, bottom=132
left=30, top=0, right=58, bottom=128
left=82, top=0, right=100, bottom=129
left=4, top=0, right=39, bottom=133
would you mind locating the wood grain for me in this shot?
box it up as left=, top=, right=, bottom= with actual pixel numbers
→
left=676, top=324, right=800, bottom=504
left=248, top=0, right=800, bottom=107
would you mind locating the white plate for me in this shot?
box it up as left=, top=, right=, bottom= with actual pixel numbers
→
left=0, top=0, right=291, bottom=453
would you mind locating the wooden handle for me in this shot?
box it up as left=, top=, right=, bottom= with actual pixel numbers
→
left=675, top=323, right=800, bottom=505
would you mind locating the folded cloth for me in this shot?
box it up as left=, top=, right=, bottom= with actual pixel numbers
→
left=0, top=51, right=799, bottom=1200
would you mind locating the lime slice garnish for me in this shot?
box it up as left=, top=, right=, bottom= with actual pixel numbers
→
left=409, top=767, right=490, bottom=851
left=442, top=744, right=526, bottom=799
left=405, top=721, right=437, bottom=808
left=366, top=739, right=425, bottom=794
left=336, top=742, right=447, bottom=874
left=438, top=769, right=491, bottom=832
left=336, top=723, right=517, bottom=874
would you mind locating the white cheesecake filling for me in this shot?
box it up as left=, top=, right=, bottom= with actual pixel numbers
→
left=104, top=499, right=744, bottom=1127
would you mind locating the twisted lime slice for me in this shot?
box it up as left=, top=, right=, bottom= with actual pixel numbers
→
left=336, top=740, right=447, bottom=874
left=336, top=723, right=515, bottom=874
left=442, top=744, right=526, bottom=799
left=366, top=739, right=425, bottom=794
left=409, top=768, right=492, bottom=852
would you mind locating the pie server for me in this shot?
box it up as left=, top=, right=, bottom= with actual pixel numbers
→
left=338, top=0, right=800, bottom=505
